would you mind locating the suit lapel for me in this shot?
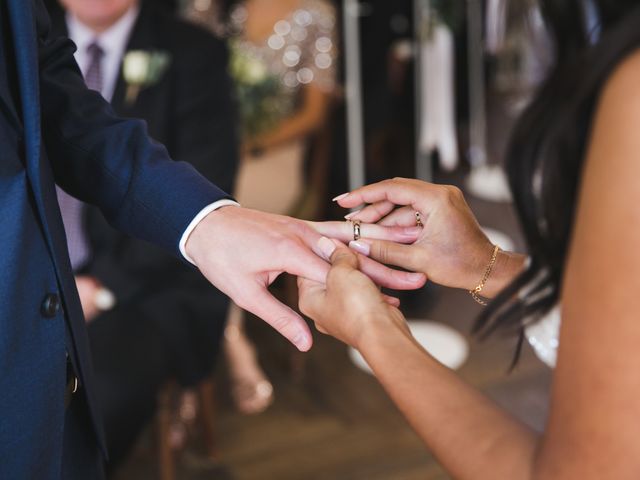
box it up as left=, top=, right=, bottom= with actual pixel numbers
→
left=0, top=2, right=21, bottom=132
left=6, top=0, right=41, bottom=187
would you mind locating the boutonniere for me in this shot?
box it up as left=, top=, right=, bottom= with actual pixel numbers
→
left=122, top=50, right=171, bottom=105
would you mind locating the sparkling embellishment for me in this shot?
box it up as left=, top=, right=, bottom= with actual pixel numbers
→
left=294, top=9, right=313, bottom=27
left=297, top=67, right=314, bottom=84
left=315, top=36, right=332, bottom=53
left=267, top=34, right=285, bottom=50
left=315, top=52, right=332, bottom=69
left=230, top=6, right=248, bottom=24
left=291, top=26, right=308, bottom=42
left=274, top=20, right=292, bottom=36
left=283, top=71, right=299, bottom=88
left=283, top=45, right=302, bottom=67
left=525, top=305, right=562, bottom=368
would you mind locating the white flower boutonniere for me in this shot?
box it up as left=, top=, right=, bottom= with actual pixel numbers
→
left=122, top=50, right=171, bottom=105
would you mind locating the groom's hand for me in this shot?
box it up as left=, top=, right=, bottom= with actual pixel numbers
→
left=184, top=206, right=425, bottom=351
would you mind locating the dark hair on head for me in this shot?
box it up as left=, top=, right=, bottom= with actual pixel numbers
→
left=474, top=0, right=640, bottom=344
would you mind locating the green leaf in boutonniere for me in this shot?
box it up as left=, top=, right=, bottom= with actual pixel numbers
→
left=122, top=50, right=171, bottom=105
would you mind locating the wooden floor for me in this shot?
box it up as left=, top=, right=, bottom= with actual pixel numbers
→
left=113, top=182, right=552, bottom=479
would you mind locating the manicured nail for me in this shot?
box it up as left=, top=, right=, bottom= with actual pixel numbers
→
left=332, top=193, right=349, bottom=202
left=349, top=240, right=371, bottom=256
left=344, top=211, right=358, bottom=220
left=318, top=236, right=337, bottom=260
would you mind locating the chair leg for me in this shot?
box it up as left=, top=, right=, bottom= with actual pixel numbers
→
left=197, top=379, right=218, bottom=460
left=157, top=383, right=176, bottom=480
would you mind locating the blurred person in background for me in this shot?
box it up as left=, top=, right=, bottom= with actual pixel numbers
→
left=45, top=0, right=237, bottom=470
left=299, top=1, right=640, bottom=478
left=183, top=0, right=338, bottom=414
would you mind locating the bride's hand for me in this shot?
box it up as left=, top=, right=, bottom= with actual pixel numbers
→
left=334, top=178, right=526, bottom=298
left=298, top=238, right=410, bottom=349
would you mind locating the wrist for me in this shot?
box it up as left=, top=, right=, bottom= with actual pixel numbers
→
left=185, top=204, right=239, bottom=267
left=480, top=250, right=527, bottom=299
left=354, top=310, right=410, bottom=352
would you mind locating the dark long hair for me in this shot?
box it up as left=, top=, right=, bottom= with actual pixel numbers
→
left=475, top=0, right=640, bottom=341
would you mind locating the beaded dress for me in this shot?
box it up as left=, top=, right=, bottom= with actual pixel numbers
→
left=525, top=305, right=561, bottom=368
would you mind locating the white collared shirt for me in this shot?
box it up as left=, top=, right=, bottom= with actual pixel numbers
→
left=66, top=5, right=140, bottom=102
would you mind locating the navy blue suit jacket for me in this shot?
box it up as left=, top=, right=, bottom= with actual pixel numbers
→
left=0, top=0, right=228, bottom=477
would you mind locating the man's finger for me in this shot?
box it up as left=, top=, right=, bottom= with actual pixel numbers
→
left=350, top=239, right=425, bottom=275
left=357, top=253, right=426, bottom=290
left=243, top=285, right=313, bottom=352
left=307, top=221, right=420, bottom=245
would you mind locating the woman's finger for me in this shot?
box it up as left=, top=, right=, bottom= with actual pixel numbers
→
left=382, top=294, right=401, bottom=308
left=378, top=206, right=420, bottom=227
left=357, top=253, right=426, bottom=290
left=297, top=276, right=327, bottom=320
left=350, top=238, right=425, bottom=274
left=344, top=200, right=396, bottom=223
left=334, top=178, right=431, bottom=210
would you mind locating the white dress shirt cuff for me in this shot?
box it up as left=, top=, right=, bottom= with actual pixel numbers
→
left=179, top=199, right=240, bottom=265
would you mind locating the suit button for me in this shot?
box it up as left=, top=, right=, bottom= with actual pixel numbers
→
left=41, top=293, right=61, bottom=318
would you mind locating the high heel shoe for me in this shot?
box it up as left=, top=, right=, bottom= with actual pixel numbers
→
left=225, top=323, right=274, bottom=415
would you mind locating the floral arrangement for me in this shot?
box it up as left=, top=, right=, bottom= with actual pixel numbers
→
left=122, top=50, right=171, bottom=105
left=229, top=41, right=285, bottom=138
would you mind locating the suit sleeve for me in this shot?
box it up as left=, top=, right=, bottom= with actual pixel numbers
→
left=34, top=0, right=231, bottom=257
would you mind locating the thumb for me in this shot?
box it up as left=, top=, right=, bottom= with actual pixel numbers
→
left=240, top=285, right=313, bottom=352
left=349, top=238, right=422, bottom=273
left=329, top=239, right=360, bottom=269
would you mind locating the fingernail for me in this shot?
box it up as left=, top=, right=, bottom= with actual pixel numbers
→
left=332, top=193, right=349, bottom=202
left=349, top=240, right=371, bottom=256
left=293, top=332, right=311, bottom=352
left=318, top=236, right=337, bottom=260
left=408, top=272, right=425, bottom=283
left=344, top=211, right=358, bottom=220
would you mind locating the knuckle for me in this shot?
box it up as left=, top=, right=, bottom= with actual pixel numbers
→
left=374, top=243, right=390, bottom=265
left=270, top=315, right=292, bottom=332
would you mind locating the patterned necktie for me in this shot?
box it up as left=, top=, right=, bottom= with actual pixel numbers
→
left=84, top=41, right=105, bottom=93
left=56, top=40, right=105, bottom=271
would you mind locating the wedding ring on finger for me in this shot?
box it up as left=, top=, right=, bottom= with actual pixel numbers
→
left=349, top=219, right=362, bottom=241
left=415, top=212, right=423, bottom=227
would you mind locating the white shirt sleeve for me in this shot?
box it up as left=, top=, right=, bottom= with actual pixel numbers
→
left=179, top=199, right=240, bottom=265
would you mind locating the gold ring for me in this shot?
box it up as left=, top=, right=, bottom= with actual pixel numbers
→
left=415, top=212, right=423, bottom=227
left=350, top=219, right=361, bottom=241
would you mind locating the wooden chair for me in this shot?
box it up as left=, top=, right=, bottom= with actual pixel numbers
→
left=156, top=379, right=218, bottom=480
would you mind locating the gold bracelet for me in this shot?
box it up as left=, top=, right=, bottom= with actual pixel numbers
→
left=469, top=245, right=500, bottom=306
